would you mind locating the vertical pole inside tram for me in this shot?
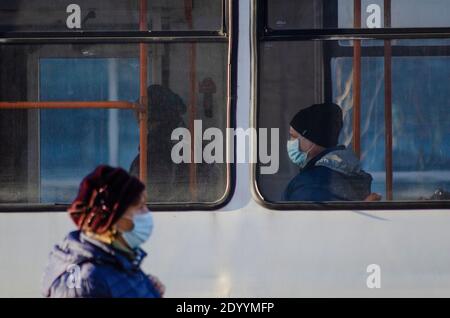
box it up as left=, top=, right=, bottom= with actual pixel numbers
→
left=384, top=0, right=394, bottom=200
left=353, top=0, right=362, bottom=159
left=139, top=0, right=149, bottom=186
left=185, top=0, right=198, bottom=201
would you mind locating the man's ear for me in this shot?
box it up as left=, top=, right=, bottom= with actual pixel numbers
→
left=115, top=217, right=134, bottom=232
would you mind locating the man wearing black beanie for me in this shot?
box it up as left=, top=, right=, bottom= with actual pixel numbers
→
left=283, top=102, right=375, bottom=202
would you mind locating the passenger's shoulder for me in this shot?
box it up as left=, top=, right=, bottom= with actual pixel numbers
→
left=45, top=263, right=111, bottom=298
left=298, top=165, right=336, bottom=181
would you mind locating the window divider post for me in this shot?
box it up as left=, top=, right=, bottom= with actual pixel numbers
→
left=353, top=0, right=362, bottom=159
left=139, top=0, right=149, bottom=186
left=384, top=0, right=393, bottom=200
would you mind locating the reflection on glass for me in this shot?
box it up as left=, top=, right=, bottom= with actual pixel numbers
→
left=267, top=0, right=450, bottom=29
left=0, top=0, right=223, bottom=32
left=332, top=55, right=450, bottom=200
left=148, top=0, right=223, bottom=31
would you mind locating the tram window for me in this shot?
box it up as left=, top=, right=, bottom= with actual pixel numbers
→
left=0, top=0, right=223, bottom=32
left=0, top=43, right=229, bottom=206
left=0, top=0, right=235, bottom=210
left=267, top=0, right=450, bottom=30
left=256, top=0, right=450, bottom=206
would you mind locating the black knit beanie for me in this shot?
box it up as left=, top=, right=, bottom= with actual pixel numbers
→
left=290, top=103, right=343, bottom=148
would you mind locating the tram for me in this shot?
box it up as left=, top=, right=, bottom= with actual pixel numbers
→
left=0, top=0, right=449, bottom=297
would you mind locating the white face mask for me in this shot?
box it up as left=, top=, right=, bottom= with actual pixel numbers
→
left=122, top=209, right=153, bottom=249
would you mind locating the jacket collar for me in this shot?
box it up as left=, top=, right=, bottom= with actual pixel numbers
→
left=79, top=231, right=147, bottom=271
left=302, top=145, right=346, bottom=171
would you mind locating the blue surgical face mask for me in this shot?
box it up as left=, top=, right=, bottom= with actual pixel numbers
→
left=122, top=209, right=153, bottom=249
left=287, top=139, right=313, bottom=168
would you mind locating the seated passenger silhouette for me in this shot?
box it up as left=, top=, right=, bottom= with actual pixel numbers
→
left=130, top=85, right=189, bottom=202
left=283, top=102, right=374, bottom=201
left=130, top=84, right=222, bottom=203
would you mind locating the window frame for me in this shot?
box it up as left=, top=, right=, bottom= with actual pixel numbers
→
left=251, top=0, right=450, bottom=210
left=0, top=0, right=238, bottom=212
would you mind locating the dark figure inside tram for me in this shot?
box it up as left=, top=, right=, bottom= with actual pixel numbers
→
left=129, top=84, right=221, bottom=203
left=283, top=102, right=379, bottom=202
left=130, top=84, right=190, bottom=202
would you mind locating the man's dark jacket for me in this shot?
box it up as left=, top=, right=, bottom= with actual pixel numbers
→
left=283, top=146, right=372, bottom=201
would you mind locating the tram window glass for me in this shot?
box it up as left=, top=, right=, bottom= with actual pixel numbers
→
left=0, top=43, right=228, bottom=205
left=0, top=0, right=223, bottom=32
left=0, top=0, right=233, bottom=209
left=148, top=0, right=223, bottom=31
left=256, top=1, right=450, bottom=206
left=267, top=0, right=450, bottom=30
